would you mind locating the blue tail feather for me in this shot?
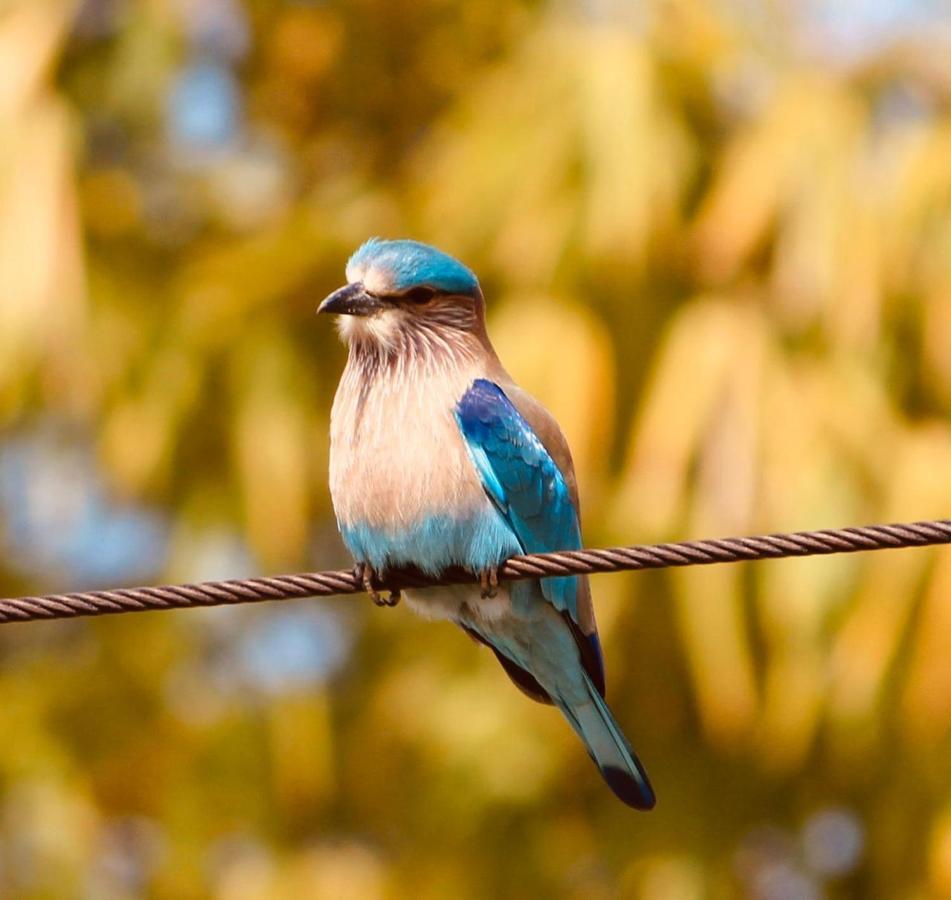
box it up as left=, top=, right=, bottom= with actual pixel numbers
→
left=557, top=673, right=655, bottom=810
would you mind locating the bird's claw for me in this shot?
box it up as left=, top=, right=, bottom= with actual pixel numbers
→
left=356, top=563, right=400, bottom=608
left=479, top=567, right=499, bottom=599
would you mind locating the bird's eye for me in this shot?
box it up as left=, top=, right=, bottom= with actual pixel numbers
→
left=402, top=286, right=437, bottom=303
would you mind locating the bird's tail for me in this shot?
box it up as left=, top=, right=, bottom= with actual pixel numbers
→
left=556, top=673, right=655, bottom=810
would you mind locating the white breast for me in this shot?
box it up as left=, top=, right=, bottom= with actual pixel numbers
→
left=328, top=351, right=490, bottom=532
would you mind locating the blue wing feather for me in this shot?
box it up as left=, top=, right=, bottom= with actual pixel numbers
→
left=454, top=379, right=582, bottom=623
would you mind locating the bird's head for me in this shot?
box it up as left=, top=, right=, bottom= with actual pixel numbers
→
left=318, top=239, right=487, bottom=355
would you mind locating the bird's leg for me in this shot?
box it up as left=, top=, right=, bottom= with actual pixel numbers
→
left=356, top=562, right=384, bottom=607
left=479, top=566, right=499, bottom=599
left=355, top=562, right=400, bottom=607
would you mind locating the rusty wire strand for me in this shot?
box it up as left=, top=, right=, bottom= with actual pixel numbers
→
left=1, top=519, right=949, bottom=626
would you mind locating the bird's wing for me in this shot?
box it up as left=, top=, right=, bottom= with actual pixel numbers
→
left=454, top=378, right=584, bottom=622
left=455, top=377, right=606, bottom=699
left=501, top=382, right=598, bottom=639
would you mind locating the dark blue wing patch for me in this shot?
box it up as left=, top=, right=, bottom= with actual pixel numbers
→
left=454, top=379, right=583, bottom=623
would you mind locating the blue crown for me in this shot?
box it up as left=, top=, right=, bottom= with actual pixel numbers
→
left=348, top=239, right=479, bottom=296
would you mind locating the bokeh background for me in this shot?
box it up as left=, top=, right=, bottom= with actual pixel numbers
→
left=1, top=0, right=950, bottom=897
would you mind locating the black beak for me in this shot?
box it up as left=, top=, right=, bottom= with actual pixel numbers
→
left=317, top=282, right=385, bottom=317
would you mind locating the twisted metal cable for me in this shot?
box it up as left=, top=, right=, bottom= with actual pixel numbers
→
left=1, top=519, right=949, bottom=626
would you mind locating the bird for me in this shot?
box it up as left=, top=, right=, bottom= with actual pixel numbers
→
left=318, top=238, right=655, bottom=810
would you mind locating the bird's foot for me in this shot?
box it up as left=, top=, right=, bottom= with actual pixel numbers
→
left=356, top=563, right=400, bottom=607
left=479, top=566, right=499, bottom=599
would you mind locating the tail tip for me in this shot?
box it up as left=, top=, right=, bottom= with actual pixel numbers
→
left=602, top=765, right=656, bottom=811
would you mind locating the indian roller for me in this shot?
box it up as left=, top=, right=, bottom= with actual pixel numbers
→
left=318, top=238, right=655, bottom=810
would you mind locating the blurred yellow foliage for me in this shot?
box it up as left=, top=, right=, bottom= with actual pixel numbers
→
left=0, top=0, right=950, bottom=897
